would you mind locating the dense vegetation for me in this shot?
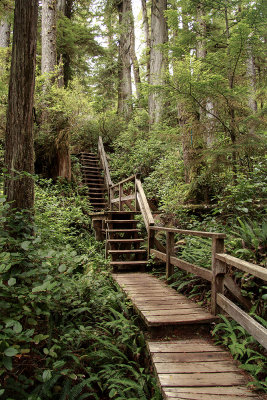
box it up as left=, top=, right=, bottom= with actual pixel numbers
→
left=0, top=0, right=266, bottom=398
left=0, top=178, right=162, bottom=399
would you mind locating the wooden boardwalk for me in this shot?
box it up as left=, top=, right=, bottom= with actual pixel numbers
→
left=112, top=273, right=266, bottom=400
left=112, top=273, right=217, bottom=327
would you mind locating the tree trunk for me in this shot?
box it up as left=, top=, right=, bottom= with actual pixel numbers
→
left=148, top=0, right=168, bottom=125
left=128, top=0, right=141, bottom=99
left=4, top=0, right=38, bottom=213
left=141, top=0, right=150, bottom=79
left=41, top=0, right=57, bottom=80
left=117, top=0, right=133, bottom=120
left=247, top=40, right=257, bottom=114
left=0, top=19, right=10, bottom=47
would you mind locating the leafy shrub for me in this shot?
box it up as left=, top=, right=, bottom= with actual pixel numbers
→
left=0, top=180, right=161, bottom=400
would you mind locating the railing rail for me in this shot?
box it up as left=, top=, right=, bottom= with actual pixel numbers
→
left=148, top=225, right=267, bottom=349
left=98, top=137, right=267, bottom=350
left=98, top=136, right=113, bottom=191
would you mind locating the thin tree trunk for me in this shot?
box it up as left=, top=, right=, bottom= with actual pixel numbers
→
left=148, top=0, right=168, bottom=124
left=247, top=41, right=257, bottom=114
left=0, top=19, right=10, bottom=47
left=41, top=0, right=57, bottom=80
left=128, top=0, right=141, bottom=99
left=117, top=0, right=133, bottom=120
left=4, top=0, right=38, bottom=213
left=141, top=0, right=150, bottom=79
left=225, top=5, right=237, bottom=181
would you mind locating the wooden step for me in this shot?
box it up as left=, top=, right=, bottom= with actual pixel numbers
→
left=81, top=166, right=101, bottom=170
left=89, top=197, right=105, bottom=201
left=106, top=220, right=138, bottom=224
left=107, top=229, right=140, bottom=233
left=107, top=238, right=144, bottom=243
left=110, top=261, right=147, bottom=267
left=108, top=249, right=146, bottom=255
left=83, top=182, right=105, bottom=187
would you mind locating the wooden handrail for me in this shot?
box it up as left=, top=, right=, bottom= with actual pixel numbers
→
left=136, top=178, right=154, bottom=232
left=110, top=174, right=136, bottom=189
left=216, top=253, right=267, bottom=281
left=98, top=136, right=113, bottom=190
left=150, top=226, right=226, bottom=239
left=98, top=137, right=266, bottom=349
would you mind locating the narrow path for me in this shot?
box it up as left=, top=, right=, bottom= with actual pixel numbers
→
left=112, top=273, right=266, bottom=400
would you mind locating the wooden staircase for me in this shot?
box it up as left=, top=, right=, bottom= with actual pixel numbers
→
left=105, top=211, right=147, bottom=272
left=88, top=137, right=267, bottom=400
left=80, top=151, right=107, bottom=211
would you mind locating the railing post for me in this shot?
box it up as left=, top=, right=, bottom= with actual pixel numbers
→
left=134, top=177, right=137, bottom=211
left=119, top=183, right=122, bottom=211
left=148, top=228, right=155, bottom=258
left=166, top=231, right=175, bottom=281
left=211, top=237, right=226, bottom=315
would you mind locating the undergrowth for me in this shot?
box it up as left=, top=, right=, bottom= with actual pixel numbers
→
left=0, top=179, right=162, bottom=400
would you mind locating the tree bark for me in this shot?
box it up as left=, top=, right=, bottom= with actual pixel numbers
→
left=0, top=19, right=10, bottom=47
left=141, top=0, right=150, bottom=79
left=148, top=0, right=168, bottom=125
left=4, top=0, right=38, bottom=212
left=117, top=0, right=133, bottom=120
left=41, top=0, right=57, bottom=81
left=128, top=0, right=141, bottom=99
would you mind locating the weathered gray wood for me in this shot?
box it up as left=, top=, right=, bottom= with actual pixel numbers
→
left=151, top=249, right=166, bottom=262
left=151, top=226, right=226, bottom=239
left=217, top=294, right=267, bottom=350
left=158, top=372, right=246, bottom=387
left=136, top=179, right=155, bottom=226
left=111, top=194, right=136, bottom=204
left=170, top=256, right=213, bottom=282
left=155, top=360, right=240, bottom=373
left=224, top=275, right=252, bottom=311
left=152, top=352, right=232, bottom=363
left=166, top=232, right=175, bottom=280
left=216, top=253, right=267, bottom=282
left=163, top=386, right=259, bottom=397
left=110, top=174, right=136, bottom=189
left=98, top=137, right=113, bottom=188
left=145, top=314, right=216, bottom=326
left=211, top=237, right=225, bottom=315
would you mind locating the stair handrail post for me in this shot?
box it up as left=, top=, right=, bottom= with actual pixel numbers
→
left=148, top=227, right=155, bottom=258
left=166, top=231, right=175, bottom=281
left=211, top=237, right=226, bottom=315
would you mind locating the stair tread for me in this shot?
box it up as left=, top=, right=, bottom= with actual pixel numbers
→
left=108, top=249, right=146, bottom=254
left=107, top=238, right=144, bottom=242
left=110, top=261, right=147, bottom=265
left=107, top=229, right=140, bottom=232
left=106, top=220, right=138, bottom=223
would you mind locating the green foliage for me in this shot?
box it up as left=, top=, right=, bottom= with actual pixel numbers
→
left=0, top=180, right=161, bottom=399
left=212, top=315, right=267, bottom=391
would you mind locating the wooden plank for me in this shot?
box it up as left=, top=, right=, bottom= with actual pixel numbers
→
left=136, top=179, right=154, bottom=226
left=152, top=352, right=232, bottom=363
left=163, top=391, right=258, bottom=399
left=166, top=231, right=175, bottom=279
left=158, top=372, right=246, bottom=387
left=149, top=342, right=222, bottom=353
left=151, top=249, right=167, bottom=262
left=150, top=226, right=226, bottom=239
left=155, top=360, right=240, bottom=373
left=142, top=308, right=204, bottom=317
left=216, top=253, right=267, bottom=282
left=217, top=294, right=267, bottom=350
left=138, top=303, right=203, bottom=310
left=111, top=194, right=136, bottom=204
left=223, top=275, right=252, bottom=311
left=170, top=256, right=213, bottom=282
left=110, top=174, right=135, bottom=189
left=146, top=314, right=216, bottom=325
left=162, top=387, right=260, bottom=396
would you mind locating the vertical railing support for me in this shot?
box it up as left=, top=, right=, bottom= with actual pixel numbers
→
left=166, top=231, right=175, bottom=281
left=119, top=183, right=122, bottom=211
left=148, top=228, right=155, bottom=258
left=211, top=237, right=226, bottom=315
